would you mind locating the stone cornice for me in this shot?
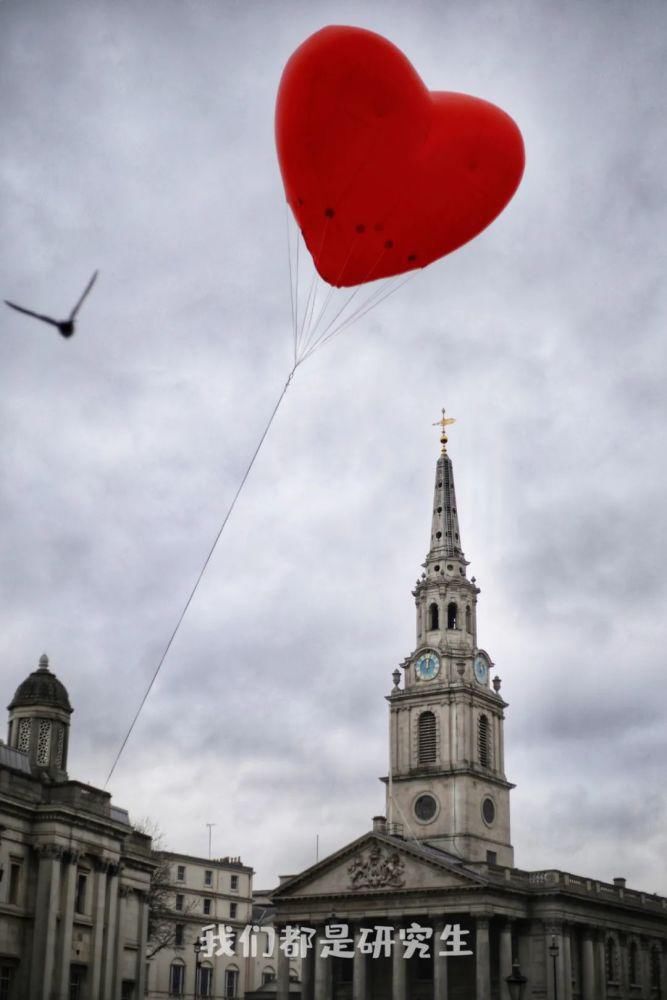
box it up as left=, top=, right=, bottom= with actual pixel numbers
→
left=382, top=769, right=515, bottom=791
left=388, top=684, right=506, bottom=711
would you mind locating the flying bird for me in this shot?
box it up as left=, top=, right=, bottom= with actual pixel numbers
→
left=4, top=270, right=99, bottom=338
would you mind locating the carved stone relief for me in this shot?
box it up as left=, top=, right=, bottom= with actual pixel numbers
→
left=348, top=844, right=405, bottom=890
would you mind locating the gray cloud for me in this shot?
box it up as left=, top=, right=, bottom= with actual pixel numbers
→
left=1, top=0, right=666, bottom=891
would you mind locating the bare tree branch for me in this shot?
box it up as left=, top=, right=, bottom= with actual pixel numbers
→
left=133, top=816, right=199, bottom=960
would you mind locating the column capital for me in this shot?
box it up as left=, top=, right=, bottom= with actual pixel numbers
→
left=92, top=855, right=114, bottom=873
left=36, top=842, right=63, bottom=860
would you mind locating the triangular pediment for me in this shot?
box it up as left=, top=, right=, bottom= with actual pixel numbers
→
left=273, top=832, right=488, bottom=900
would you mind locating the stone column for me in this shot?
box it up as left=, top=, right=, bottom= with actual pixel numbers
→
left=112, top=884, right=130, bottom=998
left=499, top=920, right=513, bottom=1000
left=135, top=889, right=149, bottom=996
left=594, top=932, right=607, bottom=1000
left=475, top=918, right=491, bottom=1000
left=31, top=845, right=63, bottom=1000
left=276, top=929, right=290, bottom=1000
left=352, top=927, right=368, bottom=1000
left=314, top=928, right=332, bottom=1000
left=56, top=850, right=80, bottom=1000
left=90, top=860, right=110, bottom=999
left=433, top=920, right=449, bottom=1000
left=302, top=940, right=316, bottom=1000
left=638, top=938, right=651, bottom=997
left=392, top=926, right=407, bottom=1000
left=581, top=929, right=595, bottom=1000
left=517, top=929, right=531, bottom=990
left=546, top=925, right=572, bottom=1000
left=562, top=926, right=573, bottom=1000
left=656, top=941, right=667, bottom=996
left=101, top=868, right=120, bottom=1000
left=545, top=926, right=566, bottom=1000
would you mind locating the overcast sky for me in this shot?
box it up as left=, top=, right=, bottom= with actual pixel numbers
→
left=1, top=0, right=666, bottom=894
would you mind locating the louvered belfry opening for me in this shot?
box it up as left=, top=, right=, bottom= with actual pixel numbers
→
left=478, top=714, right=491, bottom=767
left=418, top=711, right=437, bottom=764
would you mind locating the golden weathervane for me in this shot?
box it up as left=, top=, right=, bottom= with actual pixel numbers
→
left=433, top=408, right=456, bottom=453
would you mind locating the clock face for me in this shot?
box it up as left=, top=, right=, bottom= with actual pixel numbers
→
left=473, top=656, right=488, bottom=684
left=415, top=651, right=440, bottom=681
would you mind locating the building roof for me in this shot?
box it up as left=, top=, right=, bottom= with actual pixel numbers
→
left=8, top=654, right=72, bottom=714
left=160, top=849, right=253, bottom=873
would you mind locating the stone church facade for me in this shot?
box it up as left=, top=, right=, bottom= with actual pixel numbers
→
left=0, top=655, right=155, bottom=1000
left=271, top=420, right=667, bottom=1000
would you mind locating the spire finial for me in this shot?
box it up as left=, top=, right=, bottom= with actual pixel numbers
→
left=38, top=653, right=49, bottom=672
left=433, top=408, right=456, bottom=454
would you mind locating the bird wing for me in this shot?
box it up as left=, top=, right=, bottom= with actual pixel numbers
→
left=69, top=269, right=99, bottom=319
left=4, top=300, right=61, bottom=327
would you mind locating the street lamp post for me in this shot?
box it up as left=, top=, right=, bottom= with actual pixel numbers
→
left=193, top=935, right=203, bottom=1000
left=505, top=959, right=528, bottom=1000
left=548, top=935, right=560, bottom=1000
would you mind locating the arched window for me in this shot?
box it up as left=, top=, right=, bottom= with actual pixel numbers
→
left=169, top=960, right=185, bottom=996
left=262, top=968, right=276, bottom=986
left=418, top=711, right=437, bottom=764
left=628, top=941, right=639, bottom=985
left=447, top=602, right=458, bottom=630
left=605, top=937, right=618, bottom=983
left=466, top=606, right=472, bottom=633
left=478, top=715, right=491, bottom=768
left=428, top=603, right=439, bottom=630
left=200, top=964, right=213, bottom=997
left=224, top=967, right=239, bottom=999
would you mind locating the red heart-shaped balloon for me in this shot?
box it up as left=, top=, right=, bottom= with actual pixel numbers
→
left=276, top=26, right=525, bottom=287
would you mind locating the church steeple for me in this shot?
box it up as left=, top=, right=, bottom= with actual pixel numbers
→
left=427, top=409, right=465, bottom=565
left=385, top=419, right=514, bottom=866
left=412, top=413, right=478, bottom=665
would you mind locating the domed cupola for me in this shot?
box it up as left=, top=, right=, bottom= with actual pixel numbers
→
left=7, top=654, right=73, bottom=779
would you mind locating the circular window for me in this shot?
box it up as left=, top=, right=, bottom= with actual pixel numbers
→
left=482, top=797, right=496, bottom=825
left=414, top=794, right=438, bottom=823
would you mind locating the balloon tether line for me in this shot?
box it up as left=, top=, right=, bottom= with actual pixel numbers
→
left=107, top=218, right=417, bottom=784
left=105, top=363, right=299, bottom=786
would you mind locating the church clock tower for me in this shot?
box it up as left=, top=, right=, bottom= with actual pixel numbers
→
left=385, top=413, right=514, bottom=866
